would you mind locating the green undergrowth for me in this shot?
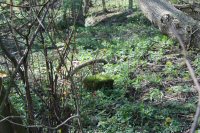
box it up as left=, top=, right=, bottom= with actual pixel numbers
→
left=74, top=7, right=199, bottom=133
left=7, top=2, right=200, bottom=133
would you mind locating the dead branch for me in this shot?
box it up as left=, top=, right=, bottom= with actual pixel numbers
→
left=69, top=59, right=108, bottom=76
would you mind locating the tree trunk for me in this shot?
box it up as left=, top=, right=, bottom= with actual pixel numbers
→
left=129, top=0, right=133, bottom=10
left=83, top=0, right=90, bottom=16
left=138, top=0, right=200, bottom=48
left=71, top=0, right=85, bottom=25
left=102, top=0, right=108, bottom=12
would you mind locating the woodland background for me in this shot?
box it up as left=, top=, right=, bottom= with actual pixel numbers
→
left=1, top=0, right=200, bottom=132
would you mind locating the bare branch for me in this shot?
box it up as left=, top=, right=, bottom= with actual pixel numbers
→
left=69, top=59, right=108, bottom=76
left=0, top=0, right=55, bottom=114
left=171, top=24, right=200, bottom=133
left=0, top=114, right=79, bottom=130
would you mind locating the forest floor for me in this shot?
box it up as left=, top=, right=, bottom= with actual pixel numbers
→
left=73, top=5, right=200, bottom=133
left=5, top=2, right=200, bottom=133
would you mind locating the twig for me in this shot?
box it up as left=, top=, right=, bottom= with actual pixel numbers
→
left=171, top=24, right=200, bottom=133
left=0, top=114, right=79, bottom=130
left=0, top=115, right=25, bottom=123
left=0, top=0, right=53, bottom=115
left=0, top=2, right=45, bottom=8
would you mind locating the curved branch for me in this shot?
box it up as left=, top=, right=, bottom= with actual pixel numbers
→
left=69, top=59, right=108, bottom=76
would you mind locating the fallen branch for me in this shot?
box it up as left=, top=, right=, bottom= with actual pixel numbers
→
left=69, top=59, right=108, bottom=76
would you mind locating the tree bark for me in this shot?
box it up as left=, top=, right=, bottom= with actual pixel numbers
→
left=174, top=3, right=200, bottom=21
left=83, top=0, right=90, bottom=16
left=71, top=0, right=85, bottom=25
left=129, top=0, right=133, bottom=10
left=102, top=0, right=108, bottom=12
left=138, top=0, right=200, bottom=48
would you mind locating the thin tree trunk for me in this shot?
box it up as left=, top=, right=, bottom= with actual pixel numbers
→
left=129, top=0, right=133, bottom=10
left=24, top=62, right=37, bottom=133
left=83, top=0, right=90, bottom=16
left=71, top=0, right=85, bottom=25
left=102, top=0, right=108, bottom=12
left=138, top=0, right=200, bottom=48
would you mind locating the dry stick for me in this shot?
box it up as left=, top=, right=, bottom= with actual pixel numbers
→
left=32, top=6, right=68, bottom=72
left=0, top=38, right=25, bottom=82
left=171, top=25, right=200, bottom=133
left=0, top=114, right=79, bottom=130
left=0, top=115, right=25, bottom=123
left=69, top=59, right=108, bottom=76
left=69, top=76, right=83, bottom=133
left=8, top=0, right=23, bottom=56
left=0, top=2, right=45, bottom=8
left=0, top=0, right=53, bottom=114
left=0, top=0, right=53, bottom=117
left=56, top=12, right=84, bottom=132
left=68, top=35, right=84, bottom=133
left=33, top=6, right=77, bottom=127
left=34, top=3, right=83, bottom=131
left=66, top=60, right=108, bottom=131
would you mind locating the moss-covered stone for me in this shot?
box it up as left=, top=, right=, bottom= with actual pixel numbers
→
left=83, top=74, right=114, bottom=90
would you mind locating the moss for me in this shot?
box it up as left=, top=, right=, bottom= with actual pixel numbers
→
left=83, top=74, right=114, bottom=90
